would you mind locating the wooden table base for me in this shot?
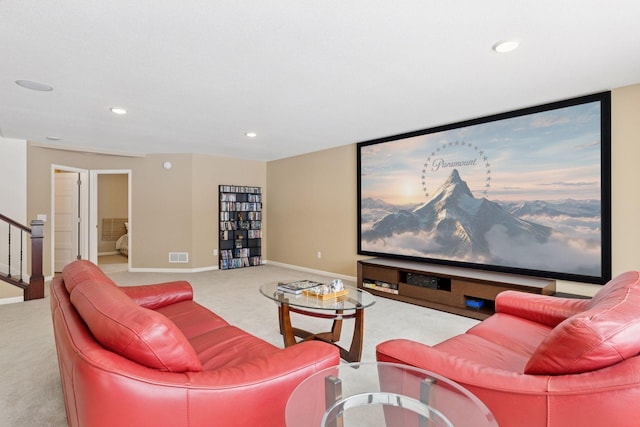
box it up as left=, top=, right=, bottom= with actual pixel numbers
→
left=277, top=303, right=365, bottom=362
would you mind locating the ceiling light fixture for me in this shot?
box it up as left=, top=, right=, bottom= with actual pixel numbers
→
left=492, top=39, right=520, bottom=53
left=46, top=136, right=61, bottom=141
left=110, top=107, right=128, bottom=115
left=15, top=79, right=53, bottom=91
left=245, top=132, right=257, bottom=138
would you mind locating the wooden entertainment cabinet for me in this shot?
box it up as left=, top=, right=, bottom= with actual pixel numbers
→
left=357, top=258, right=556, bottom=320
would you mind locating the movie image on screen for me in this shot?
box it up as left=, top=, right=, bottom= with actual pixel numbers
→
left=358, top=92, right=611, bottom=284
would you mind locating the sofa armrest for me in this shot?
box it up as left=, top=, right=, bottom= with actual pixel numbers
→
left=119, top=281, right=193, bottom=309
left=184, top=341, right=340, bottom=426
left=495, top=290, right=590, bottom=327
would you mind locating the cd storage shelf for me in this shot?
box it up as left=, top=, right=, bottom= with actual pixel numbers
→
left=357, top=258, right=556, bottom=320
left=219, top=185, right=262, bottom=270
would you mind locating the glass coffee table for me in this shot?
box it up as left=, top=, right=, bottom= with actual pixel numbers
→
left=259, top=283, right=376, bottom=362
left=286, top=362, right=498, bottom=427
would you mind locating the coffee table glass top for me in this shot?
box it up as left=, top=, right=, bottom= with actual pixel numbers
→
left=286, top=362, right=497, bottom=427
left=259, top=282, right=376, bottom=311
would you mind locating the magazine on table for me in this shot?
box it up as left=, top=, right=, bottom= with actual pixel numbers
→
left=277, top=279, right=324, bottom=294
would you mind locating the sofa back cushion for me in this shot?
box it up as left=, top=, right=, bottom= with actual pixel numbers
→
left=525, top=271, right=640, bottom=375
left=62, top=259, right=117, bottom=293
left=70, top=280, right=202, bottom=373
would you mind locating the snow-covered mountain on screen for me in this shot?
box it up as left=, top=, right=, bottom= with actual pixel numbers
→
left=361, top=169, right=601, bottom=276
left=360, top=198, right=419, bottom=224
left=363, top=169, right=551, bottom=259
left=500, top=199, right=600, bottom=218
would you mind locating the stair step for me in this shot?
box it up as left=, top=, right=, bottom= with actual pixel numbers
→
left=0, top=274, right=29, bottom=289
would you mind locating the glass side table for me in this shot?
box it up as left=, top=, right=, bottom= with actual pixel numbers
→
left=286, top=362, right=497, bottom=427
left=259, top=283, right=376, bottom=362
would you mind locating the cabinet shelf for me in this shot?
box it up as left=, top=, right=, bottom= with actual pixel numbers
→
left=358, top=258, right=556, bottom=320
left=219, top=185, right=262, bottom=270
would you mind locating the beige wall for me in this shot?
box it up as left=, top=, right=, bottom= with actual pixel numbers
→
left=26, top=148, right=265, bottom=275
left=266, top=83, right=640, bottom=296
left=267, top=144, right=360, bottom=277
left=611, top=84, right=640, bottom=276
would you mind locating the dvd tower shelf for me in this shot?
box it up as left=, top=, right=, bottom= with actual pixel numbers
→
left=219, top=185, right=262, bottom=270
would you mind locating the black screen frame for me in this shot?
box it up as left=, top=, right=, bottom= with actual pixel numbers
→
left=357, top=92, right=612, bottom=284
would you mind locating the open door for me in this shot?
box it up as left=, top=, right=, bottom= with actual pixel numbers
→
left=52, top=165, right=89, bottom=273
left=54, top=172, right=79, bottom=272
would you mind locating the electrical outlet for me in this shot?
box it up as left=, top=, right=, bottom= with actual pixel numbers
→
left=317, top=251, right=322, bottom=259
left=213, top=249, right=218, bottom=256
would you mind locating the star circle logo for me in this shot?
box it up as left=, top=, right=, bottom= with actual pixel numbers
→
left=421, top=141, right=492, bottom=199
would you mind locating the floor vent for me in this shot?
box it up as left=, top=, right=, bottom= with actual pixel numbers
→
left=168, top=252, right=189, bottom=263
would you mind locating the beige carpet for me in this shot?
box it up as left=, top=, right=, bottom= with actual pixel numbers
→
left=0, top=264, right=478, bottom=426
left=97, top=254, right=128, bottom=265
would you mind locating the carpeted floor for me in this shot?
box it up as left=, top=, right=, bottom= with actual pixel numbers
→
left=0, top=264, right=478, bottom=426
left=97, top=253, right=128, bottom=265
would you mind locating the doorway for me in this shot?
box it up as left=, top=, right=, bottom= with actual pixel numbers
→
left=52, top=166, right=89, bottom=273
left=90, top=170, right=131, bottom=272
left=51, top=166, right=131, bottom=274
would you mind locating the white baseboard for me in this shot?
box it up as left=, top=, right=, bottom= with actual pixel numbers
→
left=129, top=265, right=219, bottom=274
left=0, top=296, right=24, bottom=305
left=116, top=260, right=355, bottom=281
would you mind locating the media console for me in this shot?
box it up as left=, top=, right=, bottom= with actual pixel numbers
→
left=357, top=258, right=556, bottom=320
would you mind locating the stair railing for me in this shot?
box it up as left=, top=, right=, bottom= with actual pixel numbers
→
left=0, top=214, right=44, bottom=300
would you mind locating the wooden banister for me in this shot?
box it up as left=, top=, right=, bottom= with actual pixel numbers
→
left=0, top=215, right=45, bottom=300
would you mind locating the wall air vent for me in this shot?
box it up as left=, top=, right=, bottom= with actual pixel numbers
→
left=168, top=252, right=189, bottom=263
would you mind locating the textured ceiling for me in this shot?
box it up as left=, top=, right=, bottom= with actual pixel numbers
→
left=1, top=1, right=639, bottom=161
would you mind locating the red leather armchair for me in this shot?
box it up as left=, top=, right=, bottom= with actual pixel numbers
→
left=377, top=271, right=640, bottom=427
left=51, top=260, right=339, bottom=427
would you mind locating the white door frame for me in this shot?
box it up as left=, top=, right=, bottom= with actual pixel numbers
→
left=89, top=169, right=132, bottom=269
left=51, top=164, right=89, bottom=273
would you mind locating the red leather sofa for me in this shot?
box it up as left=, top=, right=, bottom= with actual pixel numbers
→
left=50, top=260, right=339, bottom=427
left=377, top=271, right=640, bottom=427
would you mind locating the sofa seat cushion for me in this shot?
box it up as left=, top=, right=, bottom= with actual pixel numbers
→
left=70, top=280, right=202, bottom=373
left=154, top=300, right=229, bottom=340
left=526, top=271, right=640, bottom=375
left=466, top=313, right=552, bottom=359
left=190, top=325, right=279, bottom=371
left=62, top=259, right=116, bottom=293
left=434, top=333, right=531, bottom=373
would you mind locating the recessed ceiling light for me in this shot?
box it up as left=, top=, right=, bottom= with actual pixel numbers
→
left=15, top=79, right=53, bottom=91
left=492, top=39, right=520, bottom=53
left=110, top=107, right=128, bottom=115
left=245, top=132, right=257, bottom=138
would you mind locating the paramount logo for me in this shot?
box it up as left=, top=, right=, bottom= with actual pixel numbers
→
left=430, top=157, right=478, bottom=171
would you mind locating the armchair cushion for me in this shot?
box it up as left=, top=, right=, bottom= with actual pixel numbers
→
left=70, top=280, right=202, bottom=373
left=525, top=272, right=640, bottom=375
